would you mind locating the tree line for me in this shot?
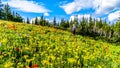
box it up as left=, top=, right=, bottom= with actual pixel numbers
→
left=30, top=14, right=120, bottom=43
left=76, top=16, right=120, bottom=43
left=0, top=0, right=23, bottom=22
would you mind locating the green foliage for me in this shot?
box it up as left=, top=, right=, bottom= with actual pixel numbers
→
left=0, top=0, right=4, bottom=19
left=0, top=0, right=120, bottom=43
left=60, top=18, right=69, bottom=28
left=35, top=17, right=38, bottom=25
left=0, top=20, right=120, bottom=68
left=53, top=17, right=57, bottom=26
left=26, top=17, right=30, bottom=24
left=4, top=3, right=11, bottom=20
left=34, top=16, right=49, bottom=26
left=0, top=1, right=23, bottom=22
left=52, top=15, right=120, bottom=43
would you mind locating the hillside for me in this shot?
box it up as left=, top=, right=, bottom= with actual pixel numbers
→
left=0, top=20, right=120, bottom=68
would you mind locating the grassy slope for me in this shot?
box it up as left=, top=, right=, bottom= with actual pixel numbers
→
left=0, top=20, right=120, bottom=68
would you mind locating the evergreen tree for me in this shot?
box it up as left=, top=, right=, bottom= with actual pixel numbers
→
left=53, top=17, right=57, bottom=26
left=26, top=17, right=30, bottom=24
left=74, top=15, right=79, bottom=28
left=10, top=11, right=15, bottom=21
left=88, top=16, right=94, bottom=33
left=0, top=0, right=4, bottom=19
left=0, top=1, right=23, bottom=22
left=60, top=18, right=69, bottom=28
left=13, top=12, right=23, bottom=22
left=65, top=20, right=69, bottom=28
left=98, top=18, right=103, bottom=29
left=16, top=13, right=23, bottom=22
left=80, top=17, right=86, bottom=31
left=60, top=18, right=65, bottom=27
left=35, top=17, right=38, bottom=25
left=4, top=3, right=11, bottom=20
left=57, top=22, right=60, bottom=26
left=69, top=20, right=74, bottom=28
left=40, top=15, right=44, bottom=26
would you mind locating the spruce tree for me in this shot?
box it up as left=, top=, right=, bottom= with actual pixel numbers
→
left=0, top=0, right=4, bottom=19
left=40, top=15, right=44, bottom=26
left=4, top=3, right=11, bottom=20
left=35, top=17, right=38, bottom=25
left=53, top=17, right=57, bottom=26
left=26, top=17, right=30, bottom=24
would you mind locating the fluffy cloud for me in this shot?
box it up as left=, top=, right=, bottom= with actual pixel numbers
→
left=69, top=16, right=76, bottom=21
left=44, top=13, right=49, bottom=16
left=30, top=17, right=54, bottom=24
left=78, top=14, right=90, bottom=20
left=4, top=0, right=50, bottom=13
left=45, top=18, right=53, bottom=23
left=94, top=0, right=120, bottom=14
left=108, top=10, right=120, bottom=22
left=30, top=17, right=41, bottom=24
left=69, top=14, right=90, bottom=21
left=60, top=0, right=93, bottom=14
left=60, top=0, right=120, bottom=15
left=60, top=0, right=120, bottom=22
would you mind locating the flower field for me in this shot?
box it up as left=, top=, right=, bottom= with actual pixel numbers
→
left=0, top=20, right=120, bottom=68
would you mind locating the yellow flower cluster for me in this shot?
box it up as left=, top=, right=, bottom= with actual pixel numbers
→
left=0, top=20, right=120, bottom=68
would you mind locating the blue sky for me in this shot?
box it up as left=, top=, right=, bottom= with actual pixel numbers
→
left=2, top=0, right=120, bottom=23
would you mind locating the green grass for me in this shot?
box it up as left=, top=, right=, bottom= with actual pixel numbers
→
left=0, top=20, right=120, bottom=68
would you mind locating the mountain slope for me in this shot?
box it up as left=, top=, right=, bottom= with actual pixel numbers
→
left=0, top=20, right=120, bottom=68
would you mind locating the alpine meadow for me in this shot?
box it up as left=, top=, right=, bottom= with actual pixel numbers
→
left=0, top=0, right=120, bottom=68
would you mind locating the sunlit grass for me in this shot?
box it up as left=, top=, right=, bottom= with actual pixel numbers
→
left=0, top=20, right=120, bottom=68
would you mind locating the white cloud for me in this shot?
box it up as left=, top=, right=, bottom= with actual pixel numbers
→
left=60, top=2, right=78, bottom=14
left=70, top=16, right=76, bottom=21
left=78, top=14, right=90, bottom=20
left=94, top=0, right=120, bottom=14
left=30, top=17, right=54, bottom=24
left=44, top=13, right=49, bottom=16
left=4, top=0, right=50, bottom=13
left=60, top=0, right=93, bottom=14
left=30, top=17, right=41, bottom=24
left=45, top=18, right=53, bottom=23
left=108, top=10, right=120, bottom=22
left=60, top=0, right=120, bottom=15
left=69, top=14, right=90, bottom=21
left=69, top=11, right=120, bottom=23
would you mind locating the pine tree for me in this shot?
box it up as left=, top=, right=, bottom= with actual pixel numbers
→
left=79, top=16, right=89, bottom=35
left=4, top=3, right=11, bottom=20
left=11, top=11, right=15, bottom=21
left=0, top=0, right=4, bottom=19
left=0, top=1, right=23, bottom=22
left=80, top=17, right=86, bottom=31
left=16, top=12, right=23, bottom=22
left=40, top=15, right=44, bottom=26
left=60, top=18, right=65, bottom=27
left=88, top=16, right=94, bottom=33
left=26, top=17, right=30, bottom=24
left=65, top=20, right=69, bottom=28
left=74, top=15, right=79, bottom=28
left=35, top=17, right=38, bottom=25
left=53, top=17, right=57, bottom=26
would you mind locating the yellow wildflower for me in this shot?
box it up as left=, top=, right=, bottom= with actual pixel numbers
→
left=24, top=55, right=28, bottom=59
left=42, top=60, right=50, bottom=65
left=67, top=58, right=76, bottom=63
left=4, top=61, right=14, bottom=68
left=98, top=65, right=102, bottom=68
left=26, top=59, right=31, bottom=63
left=0, top=55, right=3, bottom=59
